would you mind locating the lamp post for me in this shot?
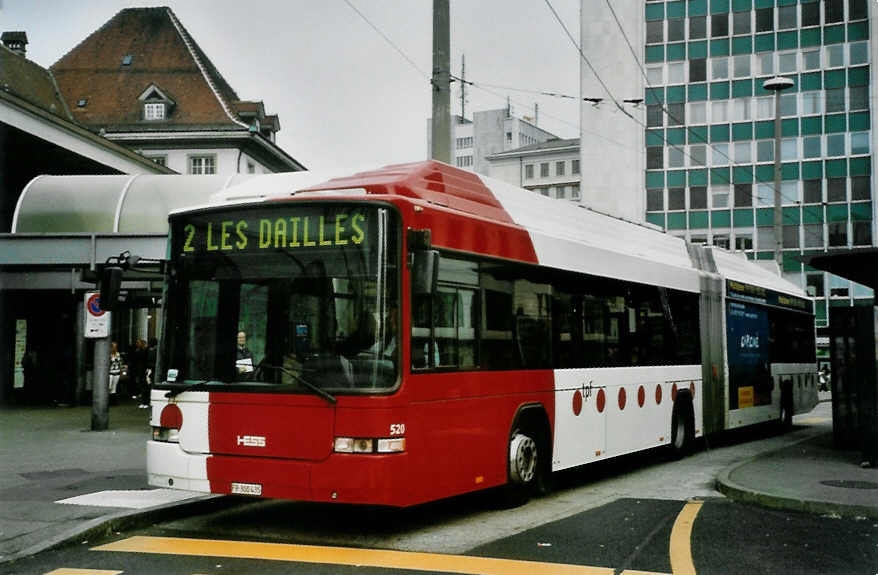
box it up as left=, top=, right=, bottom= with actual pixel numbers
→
left=762, top=76, right=795, bottom=271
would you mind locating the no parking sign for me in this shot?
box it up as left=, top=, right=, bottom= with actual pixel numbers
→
left=84, top=292, right=110, bottom=338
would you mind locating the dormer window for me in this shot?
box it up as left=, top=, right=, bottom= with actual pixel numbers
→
left=138, top=83, right=175, bottom=122
left=144, top=102, right=165, bottom=120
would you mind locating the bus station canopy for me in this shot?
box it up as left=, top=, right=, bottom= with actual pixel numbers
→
left=804, top=249, right=878, bottom=291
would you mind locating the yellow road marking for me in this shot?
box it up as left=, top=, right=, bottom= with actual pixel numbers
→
left=42, top=570, right=122, bottom=575
left=796, top=417, right=829, bottom=425
left=669, top=501, right=702, bottom=575
left=94, top=535, right=671, bottom=575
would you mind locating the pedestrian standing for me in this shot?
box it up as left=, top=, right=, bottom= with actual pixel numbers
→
left=108, top=341, right=122, bottom=403
left=130, top=339, right=149, bottom=408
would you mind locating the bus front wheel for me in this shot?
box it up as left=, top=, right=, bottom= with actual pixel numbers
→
left=670, top=395, right=695, bottom=459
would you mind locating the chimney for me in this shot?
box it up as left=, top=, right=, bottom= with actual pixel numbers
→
left=2, top=31, right=28, bottom=57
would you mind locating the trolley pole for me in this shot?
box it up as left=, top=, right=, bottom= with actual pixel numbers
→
left=431, top=0, right=451, bottom=163
left=763, top=76, right=794, bottom=271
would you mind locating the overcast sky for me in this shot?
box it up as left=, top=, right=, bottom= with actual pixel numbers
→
left=3, top=0, right=581, bottom=174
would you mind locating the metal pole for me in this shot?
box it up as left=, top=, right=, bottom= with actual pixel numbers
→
left=91, top=333, right=110, bottom=430
left=431, top=0, right=451, bottom=163
left=74, top=297, right=86, bottom=404
left=773, top=87, right=783, bottom=269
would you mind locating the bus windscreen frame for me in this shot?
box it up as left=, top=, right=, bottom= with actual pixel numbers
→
left=157, top=202, right=400, bottom=395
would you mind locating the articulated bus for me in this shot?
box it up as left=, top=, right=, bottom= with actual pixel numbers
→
left=147, top=161, right=818, bottom=506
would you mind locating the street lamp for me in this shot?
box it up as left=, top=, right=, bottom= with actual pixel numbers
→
left=762, top=76, right=795, bottom=271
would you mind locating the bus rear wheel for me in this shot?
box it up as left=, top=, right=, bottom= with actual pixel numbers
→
left=670, top=396, right=695, bottom=459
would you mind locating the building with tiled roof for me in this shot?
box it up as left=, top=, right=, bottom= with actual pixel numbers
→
left=50, top=7, right=304, bottom=175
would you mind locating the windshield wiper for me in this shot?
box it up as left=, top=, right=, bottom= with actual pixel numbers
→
left=164, top=380, right=213, bottom=399
left=260, top=364, right=337, bottom=405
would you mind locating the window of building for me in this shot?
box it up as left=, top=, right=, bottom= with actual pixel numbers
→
left=668, top=62, right=685, bottom=84
left=827, top=134, right=846, bottom=157
left=456, top=136, right=473, bottom=149
left=757, top=226, right=775, bottom=251
left=556, top=161, right=566, bottom=176
left=734, top=97, right=751, bottom=121
left=850, top=86, right=868, bottom=112
left=712, top=57, right=729, bottom=80
left=689, top=102, right=707, bottom=124
left=691, top=235, right=708, bottom=245
left=778, top=52, right=797, bottom=74
left=647, top=189, right=664, bottom=211
left=711, top=13, right=729, bottom=37
left=713, top=143, right=730, bottom=166
left=756, top=96, right=774, bottom=119
left=689, top=16, right=707, bottom=39
left=757, top=182, right=774, bottom=206
left=778, top=5, right=797, bottom=29
left=690, top=186, right=708, bottom=209
left=782, top=225, right=800, bottom=249
left=801, top=2, right=820, bottom=26
left=783, top=180, right=799, bottom=203
left=712, top=185, right=730, bottom=208
left=780, top=93, right=797, bottom=116
left=806, top=273, right=825, bottom=297
left=733, top=11, right=751, bottom=35
left=669, top=146, right=686, bottom=168
left=757, top=139, right=774, bottom=162
left=571, top=186, right=581, bottom=201
left=506, top=132, right=512, bottom=144
left=852, top=176, right=871, bottom=201
left=824, top=0, right=843, bottom=23
left=668, top=18, right=684, bottom=42
left=556, top=186, right=567, bottom=200
left=802, top=91, right=822, bottom=115
left=668, top=188, right=686, bottom=210
left=829, top=274, right=850, bottom=297
left=803, top=223, right=824, bottom=248
left=571, top=159, right=580, bottom=175
left=828, top=222, right=847, bottom=247
left=853, top=221, right=872, bottom=246
left=525, top=164, right=534, bottom=179
left=712, top=234, right=730, bottom=249
left=647, top=65, right=663, bottom=84
left=755, top=7, right=773, bottom=32
left=690, top=59, right=707, bottom=82
left=188, top=155, right=216, bottom=175
left=849, top=0, right=867, bottom=20
left=849, top=42, right=868, bottom=66
left=735, top=232, right=754, bottom=250
left=647, top=104, right=663, bottom=127
left=733, top=54, right=750, bottom=77
left=803, top=136, right=822, bottom=158
left=758, top=52, right=774, bottom=75
left=828, top=177, right=846, bottom=202
left=825, top=87, right=845, bottom=113
left=456, top=155, right=473, bottom=167
left=144, top=102, right=165, bottom=120
left=690, top=144, right=707, bottom=166
left=781, top=138, right=798, bottom=161
left=803, top=179, right=822, bottom=203
left=851, top=132, right=870, bottom=155
left=802, top=49, right=820, bottom=70
left=712, top=100, right=729, bottom=122
left=734, top=141, right=752, bottom=164
left=647, top=20, right=663, bottom=44
left=735, top=183, right=753, bottom=207
left=540, top=162, right=549, bottom=177
left=666, top=103, right=685, bottom=125
left=825, top=44, right=844, bottom=68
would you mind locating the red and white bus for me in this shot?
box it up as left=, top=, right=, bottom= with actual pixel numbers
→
left=147, top=161, right=818, bottom=506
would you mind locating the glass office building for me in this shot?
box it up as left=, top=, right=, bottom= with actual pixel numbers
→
left=638, top=0, right=873, bottom=329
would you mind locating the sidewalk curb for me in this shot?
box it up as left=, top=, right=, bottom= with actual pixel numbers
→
left=715, top=448, right=878, bottom=520
left=1, top=494, right=248, bottom=566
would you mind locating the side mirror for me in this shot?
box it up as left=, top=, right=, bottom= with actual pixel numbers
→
left=412, top=250, right=439, bottom=296
left=99, top=266, right=123, bottom=311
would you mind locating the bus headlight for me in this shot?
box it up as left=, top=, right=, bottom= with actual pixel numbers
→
left=334, top=437, right=405, bottom=454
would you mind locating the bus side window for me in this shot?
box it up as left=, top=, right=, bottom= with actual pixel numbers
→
left=411, top=294, right=433, bottom=370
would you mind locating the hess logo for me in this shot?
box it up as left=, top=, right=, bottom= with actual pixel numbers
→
left=236, top=435, right=266, bottom=447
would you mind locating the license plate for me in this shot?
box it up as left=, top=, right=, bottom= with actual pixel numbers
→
left=231, top=482, right=262, bottom=496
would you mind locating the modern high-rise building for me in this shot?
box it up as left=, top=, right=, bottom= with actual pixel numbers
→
left=581, top=0, right=874, bottom=329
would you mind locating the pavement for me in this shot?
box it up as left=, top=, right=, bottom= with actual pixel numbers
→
left=1, top=392, right=876, bottom=567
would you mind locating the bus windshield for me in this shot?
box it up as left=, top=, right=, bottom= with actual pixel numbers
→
left=159, top=204, right=399, bottom=393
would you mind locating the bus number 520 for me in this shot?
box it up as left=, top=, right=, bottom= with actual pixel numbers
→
left=390, top=424, right=405, bottom=435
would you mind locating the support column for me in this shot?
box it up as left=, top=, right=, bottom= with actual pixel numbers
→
left=74, top=296, right=87, bottom=405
